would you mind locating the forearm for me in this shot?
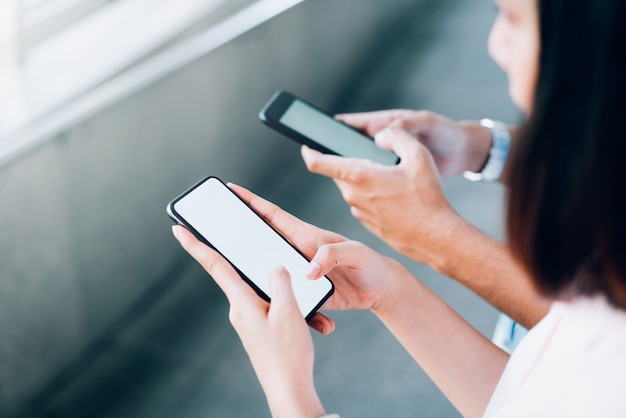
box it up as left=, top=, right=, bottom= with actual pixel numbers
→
left=250, top=336, right=326, bottom=418
left=459, top=121, right=493, bottom=173
left=373, top=262, right=510, bottom=418
left=424, top=215, right=550, bottom=328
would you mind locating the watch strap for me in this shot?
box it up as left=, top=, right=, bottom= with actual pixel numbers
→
left=463, top=118, right=511, bottom=182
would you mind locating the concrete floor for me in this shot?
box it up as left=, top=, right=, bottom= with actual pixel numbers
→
left=19, top=0, right=521, bottom=417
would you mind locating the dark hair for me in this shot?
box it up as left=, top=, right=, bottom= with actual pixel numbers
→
left=506, top=0, right=626, bottom=309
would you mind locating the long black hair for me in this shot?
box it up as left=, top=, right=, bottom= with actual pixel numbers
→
left=506, top=0, right=626, bottom=308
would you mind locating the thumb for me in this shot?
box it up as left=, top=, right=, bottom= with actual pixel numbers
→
left=374, top=127, right=421, bottom=161
left=268, top=266, right=301, bottom=316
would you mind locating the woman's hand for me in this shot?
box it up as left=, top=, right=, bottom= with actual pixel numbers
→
left=230, top=184, right=405, bottom=316
left=336, top=110, right=492, bottom=176
left=305, top=240, right=407, bottom=313
left=172, top=225, right=326, bottom=418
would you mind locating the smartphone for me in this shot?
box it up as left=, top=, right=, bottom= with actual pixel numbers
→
left=259, top=90, right=400, bottom=166
left=167, top=176, right=334, bottom=321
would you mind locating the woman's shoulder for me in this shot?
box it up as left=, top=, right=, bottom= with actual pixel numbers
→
left=547, top=296, right=626, bottom=357
left=555, top=295, right=626, bottom=337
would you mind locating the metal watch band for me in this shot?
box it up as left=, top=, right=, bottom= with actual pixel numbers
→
left=463, top=118, right=511, bottom=182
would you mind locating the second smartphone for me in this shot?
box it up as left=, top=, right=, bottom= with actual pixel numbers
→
left=259, top=90, right=400, bottom=166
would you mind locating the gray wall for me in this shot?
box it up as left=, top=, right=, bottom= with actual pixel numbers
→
left=0, top=0, right=420, bottom=414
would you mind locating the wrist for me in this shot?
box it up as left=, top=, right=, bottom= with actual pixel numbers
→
left=267, top=389, right=325, bottom=418
left=459, top=121, right=493, bottom=174
left=263, top=375, right=325, bottom=418
left=370, top=260, right=428, bottom=325
left=371, top=257, right=420, bottom=316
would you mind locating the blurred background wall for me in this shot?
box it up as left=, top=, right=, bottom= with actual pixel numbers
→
left=0, top=0, right=519, bottom=417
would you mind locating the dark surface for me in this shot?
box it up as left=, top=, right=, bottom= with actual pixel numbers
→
left=17, top=0, right=520, bottom=417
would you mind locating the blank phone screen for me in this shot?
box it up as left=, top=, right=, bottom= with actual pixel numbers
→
left=171, top=178, right=333, bottom=319
left=279, top=100, right=398, bottom=165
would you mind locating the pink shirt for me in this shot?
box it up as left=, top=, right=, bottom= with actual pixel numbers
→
left=484, top=296, right=626, bottom=417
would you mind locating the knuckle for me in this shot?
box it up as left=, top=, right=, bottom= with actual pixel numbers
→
left=317, top=244, right=332, bottom=259
left=228, top=304, right=259, bottom=332
left=306, top=157, right=320, bottom=172
left=341, top=188, right=357, bottom=205
left=261, top=205, right=277, bottom=225
left=350, top=205, right=362, bottom=219
left=415, top=110, right=436, bottom=127
left=317, top=244, right=335, bottom=263
left=415, top=145, right=433, bottom=165
left=228, top=306, right=244, bottom=329
left=198, top=254, right=217, bottom=275
left=344, top=165, right=368, bottom=184
left=416, top=109, right=434, bottom=120
left=389, top=117, right=408, bottom=130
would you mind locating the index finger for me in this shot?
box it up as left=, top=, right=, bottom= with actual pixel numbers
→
left=227, top=183, right=346, bottom=257
left=300, top=145, right=378, bottom=182
left=227, top=183, right=305, bottom=242
left=336, top=110, right=412, bottom=136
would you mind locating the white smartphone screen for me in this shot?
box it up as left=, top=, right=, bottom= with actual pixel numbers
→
left=279, top=100, right=399, bottom=165
left=169, top=177, right=333, bottom=319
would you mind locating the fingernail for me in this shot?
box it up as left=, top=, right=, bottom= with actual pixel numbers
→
left=172, top=225, right=183, bottom=240
left=306, top=261, right=321, bottom=279
left=274, top=265, right=286, bottom=274
left=374, top=128, right=390, bottom=141
left=321, top=321, right=334, bottom=335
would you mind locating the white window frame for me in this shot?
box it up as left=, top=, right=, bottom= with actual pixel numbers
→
left=0, top=1, right=23, bottom=67
left=0, top=0, right=303, bottom=165
left=22, top=0, right=112, bottom=48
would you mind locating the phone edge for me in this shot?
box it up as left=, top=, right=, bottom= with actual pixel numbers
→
left=166, top=176, right=334, bottom=321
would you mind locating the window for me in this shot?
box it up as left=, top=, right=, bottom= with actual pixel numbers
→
left=0, top=1, right=22, bottom=67
left=0, top=0, right=112, bottom=69
left=22, top=0, right=112, bottom=48
left=0, top=0, right=297, bottom=156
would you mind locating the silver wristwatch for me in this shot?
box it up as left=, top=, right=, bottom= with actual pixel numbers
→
left=463, top=118, right=511, bottom=182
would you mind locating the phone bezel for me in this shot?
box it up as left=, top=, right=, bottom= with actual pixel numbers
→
left=167, top=176, right=334, bottom=321
left=259, top=90, right=400, bottom=164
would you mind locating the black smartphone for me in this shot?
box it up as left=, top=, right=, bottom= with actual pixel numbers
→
left=167, top=176, right=334, bottom=321
left=259, top=90, right=400, bottom=166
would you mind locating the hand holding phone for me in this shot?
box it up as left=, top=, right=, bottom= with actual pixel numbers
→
left=167, top=176, right=334, bottom=320
left=259, top=90, right=400, bottom=166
